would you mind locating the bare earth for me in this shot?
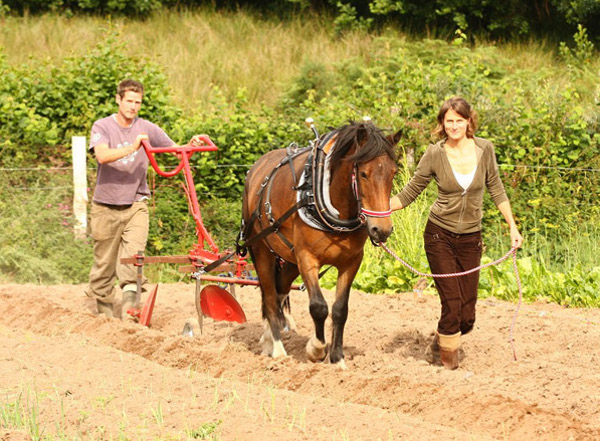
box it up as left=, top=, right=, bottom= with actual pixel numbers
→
left=0, top=282, right=599, bottom=441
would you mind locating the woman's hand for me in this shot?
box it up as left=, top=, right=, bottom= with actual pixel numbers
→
left=390, top=195, right=403, bottom=211
left=510, top=225, right=524, bottom=249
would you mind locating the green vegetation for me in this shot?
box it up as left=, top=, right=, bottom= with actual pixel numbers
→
left=0, top=385, right=224, bottom=440
left=186, top=420, right=222, bottom=440
left=0, top=390, right=41, bottom=440
left=0, top=9, right=599, bottom=307
left=1, top=0, right=599, bottom=42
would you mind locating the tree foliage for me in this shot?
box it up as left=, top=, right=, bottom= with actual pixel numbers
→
left=1, top=0, right=599, bottom=42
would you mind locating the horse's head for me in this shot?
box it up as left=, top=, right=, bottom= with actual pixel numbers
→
left=330, top=121, right=402, bottom=243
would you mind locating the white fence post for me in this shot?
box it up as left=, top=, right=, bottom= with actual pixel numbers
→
left=72, top=136, right=88, bottom=239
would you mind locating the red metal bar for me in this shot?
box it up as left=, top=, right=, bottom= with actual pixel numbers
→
left=131, top=138, right=256, bottom=327
left=198, top=275, right=302, bottom=291
left=141, top=138, right=220, bottom=255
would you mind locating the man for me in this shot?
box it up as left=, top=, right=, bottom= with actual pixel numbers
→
left=86, top=79, right=204, bottom=320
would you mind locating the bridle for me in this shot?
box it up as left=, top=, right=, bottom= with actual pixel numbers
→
left=351, top=164, right=393, bottom=221
left=312, top=131, right=393, bottom=232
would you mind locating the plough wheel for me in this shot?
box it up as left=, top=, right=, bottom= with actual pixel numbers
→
left=185, top=282, right=246, bottom=337
left=200, top=284, right=246, bottom=324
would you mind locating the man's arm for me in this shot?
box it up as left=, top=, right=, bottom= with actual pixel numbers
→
left=94, top=134, right=148, bottom=164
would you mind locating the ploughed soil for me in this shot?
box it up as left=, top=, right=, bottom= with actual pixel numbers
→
left=0, top=282, right=599, bottom=440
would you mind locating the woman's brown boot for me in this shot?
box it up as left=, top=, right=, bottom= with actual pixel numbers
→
left=438, top=332, right=461, bottom=370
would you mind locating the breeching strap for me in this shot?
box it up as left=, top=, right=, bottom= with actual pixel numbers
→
left=379, top=243, right=523, bottom=361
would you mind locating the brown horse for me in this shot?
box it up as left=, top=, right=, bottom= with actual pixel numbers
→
left=241, top=120, right=401, bottom=367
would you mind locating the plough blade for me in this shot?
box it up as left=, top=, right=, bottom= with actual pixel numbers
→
left=138, top=284, right=159, bottom=326
left=200, top=285, right=246, bottom=324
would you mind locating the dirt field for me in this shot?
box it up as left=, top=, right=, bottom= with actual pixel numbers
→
left=0, top=282, right=599, bottom=441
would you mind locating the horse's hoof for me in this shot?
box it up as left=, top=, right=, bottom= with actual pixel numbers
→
left=332, top=358, right=347, bottom=370
left=261, top=341, right=273, bottom=356
left=283, top=310, right=297, bottom=332
left=271, top=340, right=288, bottom=358
left=306, top=336, right=327, bottom=362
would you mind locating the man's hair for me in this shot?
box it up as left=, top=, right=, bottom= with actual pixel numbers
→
left=117, top=79, right=144, bottom=98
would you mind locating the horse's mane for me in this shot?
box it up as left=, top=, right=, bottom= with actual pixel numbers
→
left=327, top=121, right=397, bottom=173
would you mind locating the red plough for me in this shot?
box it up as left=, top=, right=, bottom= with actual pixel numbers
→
left=120, top=136, right=256, bottom=333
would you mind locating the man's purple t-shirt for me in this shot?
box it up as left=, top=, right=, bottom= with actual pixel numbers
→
left=89, top=115, right=174, bottom=205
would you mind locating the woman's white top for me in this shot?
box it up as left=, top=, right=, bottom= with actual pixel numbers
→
left=453, top=168, right=477, bottom=190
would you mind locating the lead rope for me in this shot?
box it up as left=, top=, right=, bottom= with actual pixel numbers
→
left=509, top=249, right=523, bottom=361
left=379, top=243, right=523, bottom=361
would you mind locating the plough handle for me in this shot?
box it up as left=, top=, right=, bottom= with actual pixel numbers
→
left=140, top=137, right=220, bottom=254
left=141, top=137, right=218, bottom=178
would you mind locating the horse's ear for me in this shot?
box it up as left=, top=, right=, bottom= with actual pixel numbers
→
left=357, top=123, right=368, bottom=144
left=387, top=129, right=403, bottom=146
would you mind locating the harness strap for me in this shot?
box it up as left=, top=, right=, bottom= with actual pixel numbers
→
left=361, top=208, right=392, bottom=218
left=241, top=198, right=310, bottom=250
left=203, top=250, right=238, bottom=273
left=265, top=168, right=296, bottom=251
left=239, top=148, right=311, bottom=257
left=286, top=143, right=300, bottom=190
left=311, top=134, right=364, bottom=232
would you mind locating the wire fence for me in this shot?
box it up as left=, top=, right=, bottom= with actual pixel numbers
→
left=0, top=163, right=253, bottom=195
left=2, top=162, right=599, bottom=192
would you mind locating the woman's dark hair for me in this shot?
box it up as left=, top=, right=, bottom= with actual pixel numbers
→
left=432, top=97, right=478, bottom=139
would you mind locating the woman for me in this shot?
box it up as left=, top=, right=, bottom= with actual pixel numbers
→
left=390, top=97, right=523, bottom=370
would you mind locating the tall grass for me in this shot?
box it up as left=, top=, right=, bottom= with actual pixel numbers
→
left=0, top=10, right=378, bottom=110
left=0, top=170, right=92, bottom=284
left=0, top=14, right=104, bottom=63
left=3, top=10, right=592, bottom=111
left=0, top=388, right=41, bottom=440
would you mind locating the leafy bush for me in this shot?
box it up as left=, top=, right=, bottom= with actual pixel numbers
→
left=1, top=0, right=162, bottom=16
left=559, top=24, right=596, bottom=66
left=479, top=256, right=600, bottom=308
left=2, top=14, right=600, bottom=306
left=3, top=0, right=600, bottom=42
left=0, top=29, right=179, bottom=168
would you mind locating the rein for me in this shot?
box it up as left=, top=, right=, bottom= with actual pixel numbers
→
left=378, top=242, right=523, bottom=361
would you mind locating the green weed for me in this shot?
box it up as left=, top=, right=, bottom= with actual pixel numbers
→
left=186, top=420, right=221, bottom=440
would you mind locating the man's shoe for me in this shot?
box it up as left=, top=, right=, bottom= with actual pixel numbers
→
left=121, top=290, right=137, bottom=322
left=96, top=299, right=114, bottom=318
